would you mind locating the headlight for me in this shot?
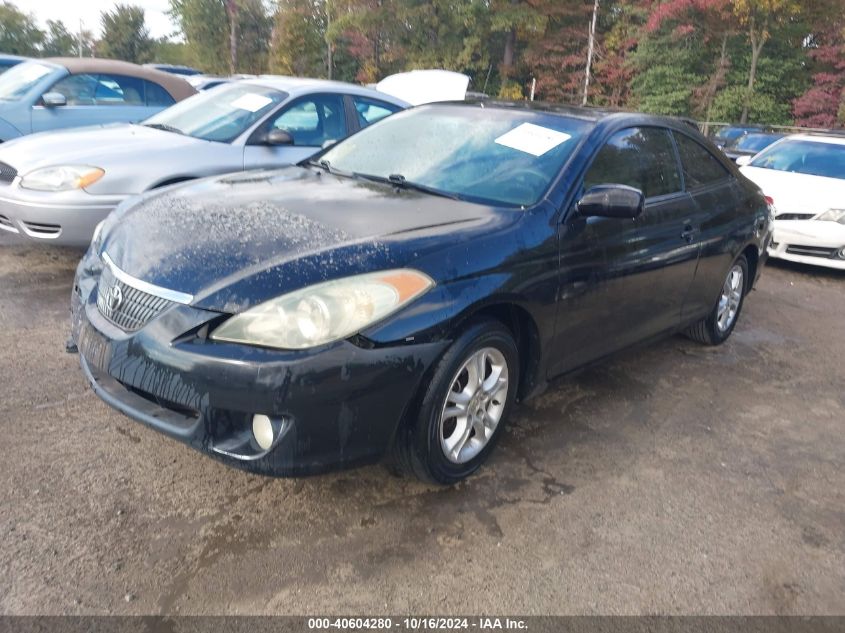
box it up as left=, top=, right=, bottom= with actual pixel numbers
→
left=211, top=269, right=434, bottom=350
left=20, top=165, right=104, bottom=192
left=816, top=209, right=845, bottom=225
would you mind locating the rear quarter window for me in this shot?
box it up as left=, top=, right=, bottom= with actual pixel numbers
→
left=674, top=132, right=730, bottom=188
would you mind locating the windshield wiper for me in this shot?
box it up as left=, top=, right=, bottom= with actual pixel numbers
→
left=305, top=158, right=355, bottom=178
left=143, top=122, right=184, bottom=135
left=354, top=172, right=463, bottom=201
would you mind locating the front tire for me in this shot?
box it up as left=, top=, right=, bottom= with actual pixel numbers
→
left=395, top=319, right=519, bottom=485
left=685, top=255, right=748, bottom=345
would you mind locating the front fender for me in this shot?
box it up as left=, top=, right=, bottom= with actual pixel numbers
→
left=0, top=118, right=23, bottom=142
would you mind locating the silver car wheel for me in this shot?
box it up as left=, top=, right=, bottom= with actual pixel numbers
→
left=439, top=347, right=509, bottom=464
left=716, top=264, right=744, bottom=332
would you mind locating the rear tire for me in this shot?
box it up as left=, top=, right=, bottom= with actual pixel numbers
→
left=394, top=319, right=519, bottom=485
left=685, top=255, right=748, bottom=346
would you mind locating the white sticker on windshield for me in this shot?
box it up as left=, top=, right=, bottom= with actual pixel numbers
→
left=495, top=123, right=571, bottom=156
left=230, top=93, right=273, bottom=112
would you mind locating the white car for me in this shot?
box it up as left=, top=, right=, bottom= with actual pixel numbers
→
left=738, top=134, right=845, bottom=270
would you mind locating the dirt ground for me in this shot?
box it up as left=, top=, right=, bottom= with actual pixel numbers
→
left=0, top=235, right=842, bottom=616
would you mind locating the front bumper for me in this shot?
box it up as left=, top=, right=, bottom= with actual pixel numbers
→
left=0, top=186, right=124, bottom=246
left=768, top=220, right=845, bottom=270
left=71, top=257, right=447, bottom=476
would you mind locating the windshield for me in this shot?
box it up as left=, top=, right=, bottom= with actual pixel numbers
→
left=0, top=61, right=55, bottom=101
left=750, top=139, right=845, bottom=180
left=319, top=105, right=592, bottom=207
left=143, top=83, right=287, bottom=142
left=734, top=134, right=781, bottom=152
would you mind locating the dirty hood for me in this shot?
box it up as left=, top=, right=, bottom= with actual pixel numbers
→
left=100, top=167, right=511, bottom=311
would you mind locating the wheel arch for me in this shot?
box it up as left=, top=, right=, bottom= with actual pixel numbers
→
left=148, top=175, right=197, bottom=190
left=454, top=301, right=542, bottom=402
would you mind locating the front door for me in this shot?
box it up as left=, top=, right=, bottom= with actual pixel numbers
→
left=243, top=93, right=349, bottom=170
left=551, top=126, right=701, bottom=375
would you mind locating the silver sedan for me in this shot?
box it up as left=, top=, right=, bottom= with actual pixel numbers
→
left=0, top=77, right=408, bottom=246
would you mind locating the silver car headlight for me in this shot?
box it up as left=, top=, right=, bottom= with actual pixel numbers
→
left=20, top=165, right=105, bottom=192
left=816, top=209, right=845, bottom=225
left=211, top=269, right=434, bottom=350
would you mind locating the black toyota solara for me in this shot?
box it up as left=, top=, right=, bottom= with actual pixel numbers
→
left=71, top=101, right=772, bottom=484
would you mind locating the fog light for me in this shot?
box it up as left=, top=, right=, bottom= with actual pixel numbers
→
left=252, top=414, right=275, bottom=450
left=838, top=247, right=845, bottom=259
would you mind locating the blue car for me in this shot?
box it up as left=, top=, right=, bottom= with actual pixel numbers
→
left=0, top=54, right=26, bottom=74
left=0, top=57, right=195, bottom=142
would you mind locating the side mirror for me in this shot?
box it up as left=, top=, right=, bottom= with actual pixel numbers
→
left=41, top=92, right=67, bottom=107
left=263, top=128, right=293, bottom=146
left=577, top=184, right=644, bottom=219
left=735, top=155, right=752, bottom=167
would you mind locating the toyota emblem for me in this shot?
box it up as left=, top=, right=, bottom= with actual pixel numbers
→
left=107, top=285, right=123, bottom=312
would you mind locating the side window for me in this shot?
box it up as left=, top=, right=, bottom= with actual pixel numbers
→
left=144, top=80, right=175, bottom=107
left=49, top=74, right=99, bottom=105
left=352, top=96, right=401, bottom=128
left=94, top=74, right=145, bottom=105
left=674, top=133, right=730, bottom=188
left=584, top=127, right=682, bottom=199
left=269, top=94, right=347, bottom=147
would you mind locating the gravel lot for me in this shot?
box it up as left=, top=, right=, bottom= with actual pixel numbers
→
left=1, top=234, right=843, bottom=615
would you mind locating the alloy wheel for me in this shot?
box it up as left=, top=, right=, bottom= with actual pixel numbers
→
left=438, top=347, right=509, bottom=464
left=716, top=264, right=744, bottom=332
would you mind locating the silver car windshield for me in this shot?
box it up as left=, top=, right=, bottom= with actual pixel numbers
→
left=0, top=61, right=55, bottom=101
left=320, top=104, right=592, bottom=207
left=143, top=83, right=288, bottom=143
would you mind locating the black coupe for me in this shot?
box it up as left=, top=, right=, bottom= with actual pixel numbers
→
left=71, top=102, right=773, bottom=484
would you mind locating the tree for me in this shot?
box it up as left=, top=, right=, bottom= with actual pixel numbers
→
left=0, top=2, right=44, bottom=55
left=170, top=0, right=228, bottom=73
left=270, top=0, right=329, bottom=77
left=98, top=4, right=154, bottom=63
left=170, top=0, right=270, bottom=74
left=732, top=0, right=801, bottom=122
left=42, top=20, right=78, bottom=57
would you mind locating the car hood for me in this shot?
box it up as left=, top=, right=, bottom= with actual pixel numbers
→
left=739, top=166, right=845, bottom=216
left=100, top=167, right=516, bottom=312
left=0, top=123, right=205, bottom=174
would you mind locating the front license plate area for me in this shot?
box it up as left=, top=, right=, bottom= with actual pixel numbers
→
left=78, top=320, right=113, bottom=373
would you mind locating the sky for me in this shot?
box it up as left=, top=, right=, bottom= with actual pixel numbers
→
left=16, top=0, right=179, bottom=40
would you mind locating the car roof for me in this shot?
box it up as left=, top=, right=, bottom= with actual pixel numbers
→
left=43, top=57, right=197, bottom=101
left=0, top=53, right=28, bottom=61
left=239, top=75, right=410, bottom=106
left=785, top=133, right=845, bottom=146
left=413, top=99, right=703, bottom=132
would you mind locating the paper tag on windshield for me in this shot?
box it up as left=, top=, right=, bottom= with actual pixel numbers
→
left=495, top=123, right=571, bottom=156
left=230, top=93, right=273, bottom=112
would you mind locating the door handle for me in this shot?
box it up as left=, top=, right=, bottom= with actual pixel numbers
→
left=680, top=225, right=696, bottom=243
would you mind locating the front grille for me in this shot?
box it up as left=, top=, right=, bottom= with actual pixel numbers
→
left=785, top=244, right=838, bottom=258
left=0, top=161, right=17, bottom=184
left=96, top=264, right=175, bottom=331
left=776, top=213, right=815, bottom=221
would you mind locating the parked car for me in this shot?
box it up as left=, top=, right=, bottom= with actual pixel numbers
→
left=723, top=132, right=784, bottom=162
left=143, top=63, right=203, bottom=76
left=0, top=54, right=26, bottom=74
left=739, top=133, right=845, bottom=270
left=0, top=57, right=195, bottom=142
left=0, top=77, right=407, bottom=245
left=185, top=75, right=232, bottom=91
left=70, top=102, right=772, bottom=483
left=711, top=124, right=763, bottom=149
